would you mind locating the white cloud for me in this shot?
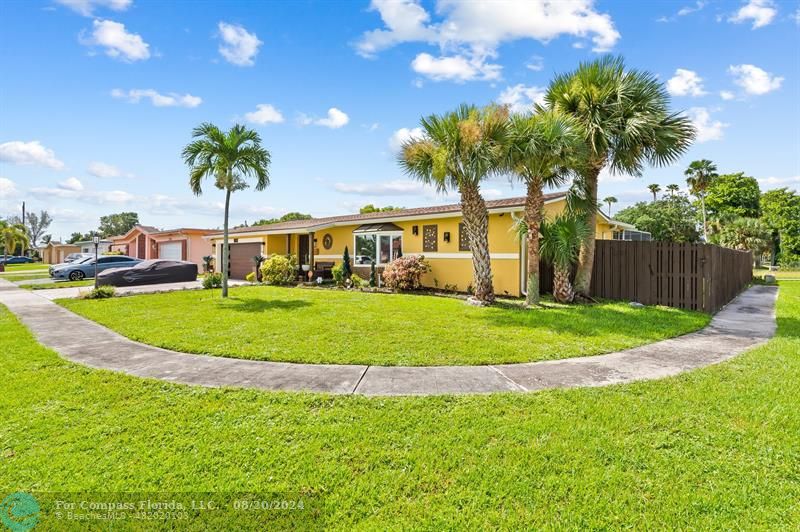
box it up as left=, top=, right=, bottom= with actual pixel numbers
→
left=82, top=19, right=150, bottom=61
left=598, top=167, right=636, bottom=183
left=498, top=84, right=546, bottom=114
left=30, top=186, right=135, bottom=204
left=411, top=52, right=501, bottom=82
left=688, top=107, right=728, bottom=142
left=309, top=108, right=349, bottom=129
left=0, top=177, right=17, bottom=199
left=0, top=140, right=65, bottom=170
left=87, top=161, right=129, bottom=178
left=729, top=0, right=777, bottom=29
left=525, top=55, right=544, bottom=71
left=55, top=0, right=132, bottom=16
left=335, top=179, right=430, bottom=196
left=111, top=88, right=202, bottom=108
left=217, top=22, right=262, bottom=67
left=244, top=104, right=284, bottom=125
left=677, top=1, right=706, bottom=16
left=720, top=90, right=735, bottom=100
left=666, top=68, right=707, bottom=97
left=758, top=176, right=800, bottom=186
left=356, top=0, right=619, bottom=83
left=58, top=177, right=84, bottom=191
left=388, top=127, right=424, bottom=152
left=728, top=64, right=783, bottom=95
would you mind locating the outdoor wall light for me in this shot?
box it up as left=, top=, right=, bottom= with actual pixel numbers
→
left=412, top=225, right=419, bottom=235
left=443, top=232, right=451, bottom=243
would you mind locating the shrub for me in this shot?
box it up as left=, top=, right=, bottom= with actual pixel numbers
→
left=202, top=272, right=223, bottom=289
left=369, top=261, right=377, bottom=287
left=83, top=286, right=115, bottom=299
left=382, top=255, right=431, bottom=291
left=101, top=250, right=123, bottom=256
left=350, top=274, right=364, bottom=288
left=260, top=254, right=297, bottom=285
left=331, top=263, right=345, bottom=286
left=245, top=272, right=257, bottom=283
left=342, top=246, right=352, bottom=279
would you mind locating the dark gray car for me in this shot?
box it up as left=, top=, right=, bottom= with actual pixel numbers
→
left=97, top=259, right=198, bottom=287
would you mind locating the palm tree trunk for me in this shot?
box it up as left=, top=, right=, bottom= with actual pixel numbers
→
left=553, top=266, right=574, bottom=303
left=573, top=164, right=601, bottom=296
left=460, top=183, right=494, bottom=303
left=524, top=177, right=544, bottom=306
left=222, top=187, right=231, bottom=298
left=701, top=195, right=708, bottom=242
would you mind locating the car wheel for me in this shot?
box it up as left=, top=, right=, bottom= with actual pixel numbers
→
left=69, top=270, right=85, bottom=281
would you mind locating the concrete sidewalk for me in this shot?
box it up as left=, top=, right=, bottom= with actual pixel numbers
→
left=0, top=279, right=778, bottom=396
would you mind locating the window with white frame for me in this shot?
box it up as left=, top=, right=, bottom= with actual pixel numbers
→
left=353, top=231, right=403, bottom=265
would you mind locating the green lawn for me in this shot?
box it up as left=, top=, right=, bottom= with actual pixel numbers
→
left=754, top=267, right=800, bottom=280
left=3, top=272, right=51, bottom=282
left=58, top=285, right=709, bottom=366
left=1, top=283, right=798, bottom=528
left=0, top=263, right=49, bottom=272
left=21, top=279, right=94, bottom=290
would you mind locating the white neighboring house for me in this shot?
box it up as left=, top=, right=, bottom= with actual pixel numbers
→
left=73, top=240, right=113, bottom=255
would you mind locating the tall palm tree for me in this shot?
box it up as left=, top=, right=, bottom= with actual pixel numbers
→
left=539, top=214, right=590, bottom=303
left=647, top=183, right=661, bottom=202
left=0, top=220, right=29, bottom=265
left=545, top=55, right=695, bottom=296
left=400, top=104, right=508, bottom=304
left=602, top=196, right=618, bottom=217
left=685, top=159, right=718, bottom=242
left=182, top=123, right=271, bottom=297
left=506, top=107, right=584, bottom=305
left=665, top=184, right=680, bottom=196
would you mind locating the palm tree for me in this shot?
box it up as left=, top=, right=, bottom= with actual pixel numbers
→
left=0, top=220, right=30, bottom=266
left=685, top=159, right=718, bottom=242
left=506, top=107, right=584, bottom=305
left=545, top=55, right=695, bottom=296
left=602, top=196, right=618, bottom=217
left=182, top=123, right=271, bottom=297
left=647, top=183, right=661, bottom=202
left=539, top=214, right=590, bottom=303
left=400, top=104, right=508, bottom=304
left=666, top=184, right=680, bottom=196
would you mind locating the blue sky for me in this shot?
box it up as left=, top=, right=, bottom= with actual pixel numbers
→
left=1, top=0, right=798, bottom=240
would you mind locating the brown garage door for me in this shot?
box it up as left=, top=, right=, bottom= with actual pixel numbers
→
left=228, top=243, right=261, bottom=280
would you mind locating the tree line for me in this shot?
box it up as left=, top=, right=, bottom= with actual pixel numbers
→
left=616, top=165, right=800, bottom=267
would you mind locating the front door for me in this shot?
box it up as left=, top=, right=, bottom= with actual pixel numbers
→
left=298, top=235, right=310, bottom=266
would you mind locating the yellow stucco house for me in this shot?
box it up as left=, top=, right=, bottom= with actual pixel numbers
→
left=208, top=191, right=649, bottom=297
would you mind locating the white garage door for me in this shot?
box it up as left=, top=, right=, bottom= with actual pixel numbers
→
left=159, top=242, right=183, bottom=261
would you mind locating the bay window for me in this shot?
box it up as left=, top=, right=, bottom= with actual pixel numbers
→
left=353, top=226, right=403, bottom=265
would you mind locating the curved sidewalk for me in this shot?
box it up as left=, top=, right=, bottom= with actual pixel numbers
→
left=0, top=280, right=777, bottom=396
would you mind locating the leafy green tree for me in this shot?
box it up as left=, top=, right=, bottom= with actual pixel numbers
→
left=506, top=107, right=584, bottom=305
left=647, top=183, right=661, bottom=202
left=684, top=159, right=718, bottom=241
left=546, top=56, right=695, bottom=295
left=615, top=195, right=700, bottom=243
left=183, top=123, right=271, bottom=298
left=716, top=217, right=771, bottom=264
left=539, top=214, right=590, bottom=303
left=99, top=212, right=139, bottom=237
left=0, top=220, right=29, bottom=262
left=761, top=188, right=800, bottom=265
left=602, top=196, right=617, bottom=217
left=251, top=212, right=312, bottom=226
left=342, top=246, right=352, bottom=279
left=704, top=172, right=760, bottom=219
left=400, top=104, right=508, bottom=304
left=359, top=204, right=402, bottom=214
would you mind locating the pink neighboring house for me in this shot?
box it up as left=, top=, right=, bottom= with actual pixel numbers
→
left=109, top=225, right=216, bottom=268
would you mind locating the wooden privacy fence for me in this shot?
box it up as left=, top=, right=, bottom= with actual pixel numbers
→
left=539, top=240, right=752, bottom=313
